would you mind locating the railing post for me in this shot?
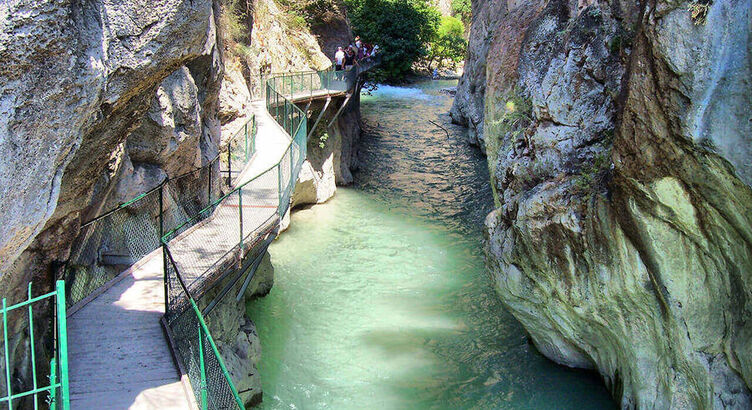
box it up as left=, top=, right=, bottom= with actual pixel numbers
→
left=227, top=143, right=232, bottom=187
left=3, top=298, right=12, bottom=410
left=55, top=280, right=69, bottom=410
left=290, top=141, right=295, bottom=180
left=27, top=284, right=38, bottom=409
left=163, top=244, right=171, bottom=317
left=244, top=121, right=249, bottom=162
left=49, top=359, right=57, bottom=410
left=159, top=184, right=164, bottom=240
left=197, top=324, right=208, bottom=410
left=284, top=101, right=289, bottom=133
left=277, top=164, right=283, bottom=216
left=238, top=188, right=244, bottom=249
left=207, top=161, right=212, bottom=203
left=252, top=115, right=256, bottom=154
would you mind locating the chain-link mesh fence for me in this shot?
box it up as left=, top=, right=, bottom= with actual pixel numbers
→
left=63, top=113, right=257, bottom=309
left=61, top=61, right=375, bottom=408
left=163, top=248, right=243, bottom=410
left=62, top=159, right=219, bottom=309
left=160, top=71, right=312, bottom=408
left=221, top=117, right=257, bottom=187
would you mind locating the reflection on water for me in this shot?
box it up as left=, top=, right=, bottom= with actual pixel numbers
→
left=246, top=80, right=615, bottom=409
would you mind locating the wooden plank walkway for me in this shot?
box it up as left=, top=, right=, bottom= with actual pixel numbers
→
left=66, top=100, right=292, bottom=409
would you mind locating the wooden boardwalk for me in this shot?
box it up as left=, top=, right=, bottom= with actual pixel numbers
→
left=66, top=100, right=292, bottom=409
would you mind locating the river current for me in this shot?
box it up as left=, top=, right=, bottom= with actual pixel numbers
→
left=246, top=80, right=615, bottom=409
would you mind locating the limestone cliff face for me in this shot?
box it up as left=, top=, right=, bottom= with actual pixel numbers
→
left=292, top=92, right=363, bottom=208
left=480, top=0, right=752, bottom=408
left=219, top=0, right=358, bottom=210
left=0, top=0, right=220, bottom=283
left=0, top=0, right=358, bottom=403
left=0, top=1, right=222, bottom=398
left=449, top=0, right=506, bottom=150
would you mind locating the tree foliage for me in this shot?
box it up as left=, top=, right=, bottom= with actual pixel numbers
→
left=426, top=16, right=467, bottom=69
left=450, top=0, right=471, bottom=25
left=346, top=0, right=441, bottom=80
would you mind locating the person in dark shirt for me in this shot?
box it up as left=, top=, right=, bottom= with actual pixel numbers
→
left=344, top=48, right=356, bottom=69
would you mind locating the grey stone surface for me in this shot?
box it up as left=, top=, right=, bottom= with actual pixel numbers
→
left=480, top=0, right=752, bottom=407
left=449, top=0, right=507, bottom=150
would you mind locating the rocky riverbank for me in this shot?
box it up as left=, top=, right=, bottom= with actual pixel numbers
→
left=460, top=0, right=752, bottom=407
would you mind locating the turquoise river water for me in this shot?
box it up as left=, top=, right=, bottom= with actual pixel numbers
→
left=246, top=80, right=616, bottom=409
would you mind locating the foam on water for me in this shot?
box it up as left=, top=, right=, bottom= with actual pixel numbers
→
left=363, top=84, right=432, bottom=101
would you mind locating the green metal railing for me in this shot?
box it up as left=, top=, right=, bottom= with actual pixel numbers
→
left=52, top=59, right=377, bottom=409
left=160, top=61, right=382, bottom=408
left=224, top=116, right=257, bottom=187
left=62, top=116, right=256, bottom=309
left=0, top=281, right=68, bottom=410
left=161, top=72, right=310, bottom=409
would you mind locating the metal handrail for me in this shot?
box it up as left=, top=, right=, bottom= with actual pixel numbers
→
left=0, top=281, right=69, bottom=410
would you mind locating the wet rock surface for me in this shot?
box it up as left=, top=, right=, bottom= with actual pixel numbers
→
left=480, top=0, right=752, bottom=407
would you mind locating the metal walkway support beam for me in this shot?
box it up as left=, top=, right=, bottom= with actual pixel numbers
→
left=307, top=97, right=332, bottom=140
left=326, top=94, right=352, bottom=130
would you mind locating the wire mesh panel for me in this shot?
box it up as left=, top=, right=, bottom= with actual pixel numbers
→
left=163, top=251, right=242, bottom=410
left=64, top=189, right=161, bottom=308
left=164, top=160, right=220, bottom=238
left=160, top=62, right=382, bottom=409
left=240, top=168, right=280, bottom=244
left=220, top=117, right=257, bottom=188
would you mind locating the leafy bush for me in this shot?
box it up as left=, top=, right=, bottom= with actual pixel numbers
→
left=346, top=0, right=441, bottom=81
left=425, top=16, right=467, bottom=69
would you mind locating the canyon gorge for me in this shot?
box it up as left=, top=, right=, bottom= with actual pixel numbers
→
left=0, top=0, right=749, bottom=408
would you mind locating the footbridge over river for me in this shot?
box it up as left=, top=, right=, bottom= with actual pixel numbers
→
left=14, top=58, right=380, bottom=410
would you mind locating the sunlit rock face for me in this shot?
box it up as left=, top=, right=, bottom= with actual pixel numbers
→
left=480, top=0, right=752, bottom=407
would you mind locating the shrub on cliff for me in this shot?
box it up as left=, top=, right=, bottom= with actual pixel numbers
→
left=346, top=0, right=440, bottom=81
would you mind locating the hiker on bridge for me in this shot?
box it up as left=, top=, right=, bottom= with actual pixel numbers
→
left=344, top=47, right=357, bottom=70
left=334, top=46, right=345, bottom=71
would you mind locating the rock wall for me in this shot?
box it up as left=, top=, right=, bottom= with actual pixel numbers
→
left=0, top=0, right=222, bottom=399
left=0, top=0, right=359, bottom=403
left=481, top=0, right=751, bottom=408
left=292, top=91, right=363, bottom=208
left=203, top=251, right=275, bottom=407
left=449, top=0, right=506, bottom=150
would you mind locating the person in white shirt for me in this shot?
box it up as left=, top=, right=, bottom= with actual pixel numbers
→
left=334, top=47, right=345, bottom=71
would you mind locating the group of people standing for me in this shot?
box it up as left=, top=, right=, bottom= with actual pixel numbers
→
left=334, top=36, right=379, bottom=71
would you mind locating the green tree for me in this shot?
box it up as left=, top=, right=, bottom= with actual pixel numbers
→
left=426, top=16, right=467, bottom=69
left=346, top=0, right=441, bottom=81
left=450, top=0, right=471, bottom=25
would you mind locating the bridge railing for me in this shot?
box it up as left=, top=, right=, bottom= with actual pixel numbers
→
left=0, top=281, right=69, bottom=410
left=61, top=116, right=256, bottom=310
left=160, top=73, right=308, bottom=409
left=265, top=55, right=381, bottom=103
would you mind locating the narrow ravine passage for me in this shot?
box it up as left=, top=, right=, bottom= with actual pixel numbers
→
left=247, top=80, right=616, bottom=408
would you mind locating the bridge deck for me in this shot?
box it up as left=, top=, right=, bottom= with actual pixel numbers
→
left=67, top=100, right=292, bottom=409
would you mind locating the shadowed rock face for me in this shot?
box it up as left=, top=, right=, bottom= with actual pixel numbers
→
left=450, top=0, right=507, bottom=151
left=0, top=0, right=222, bottom=399
left=481, top=0, right=751, bottom=407
left=0, top=0, right=219, bottom=280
